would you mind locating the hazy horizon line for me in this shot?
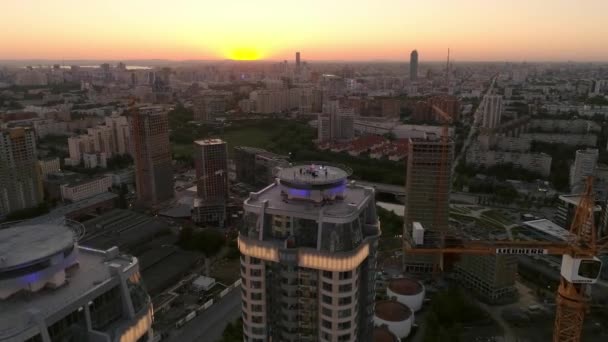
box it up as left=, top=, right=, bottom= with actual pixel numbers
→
left=2, top=58, right=608, bottom=65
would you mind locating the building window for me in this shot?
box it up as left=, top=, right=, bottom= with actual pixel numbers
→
left=323, top=270, right=333, bottom=278
left=338, top=308, right=351, bottom=318
left=47, top=307, right=86, bottom=342
left=339, top=284, right=352, bottom=292
left=127, top=274, right=149, bottom=313
left=322, top=319, right=332, bottom=329
left=338, top=297, right=352, bottom=305
left=90, top=286, right=123, bottom=330
left=250, top=269, right=262, bottom=277
left=251, top=304, right=263, bottom=312
left=251, top=293, right=262, bottom=301
left=322, top=307, right=332, bottom=317
left=338, top=321, right=351, bottom=330
left=339, top=271, right=352, bottom=280
left=322, top=282, right=332, bottom=292
left=252, top=327, right=265, bottom=335
left=338, top=333, right=352, bottom=341
left=322, top=295, right=332, bottom=304
left=251, top=280, right=262, bottom=289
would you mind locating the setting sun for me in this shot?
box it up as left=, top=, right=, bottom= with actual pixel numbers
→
left=227, top=47, right=263, bottom=61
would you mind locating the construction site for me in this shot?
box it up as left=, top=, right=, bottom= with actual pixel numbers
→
left=378, top=98, right=608, bottom=342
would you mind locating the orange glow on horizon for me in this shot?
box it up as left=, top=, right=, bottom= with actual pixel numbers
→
left=0, top=0, right=607, bottom=62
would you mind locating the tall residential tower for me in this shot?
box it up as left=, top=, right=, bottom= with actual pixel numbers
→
left=192, top=139, right=228, bottom=226
left=129, top=106, right=174, bottom=207
left=0, top=127, right=43, bottom=217
left=403, top=134, right=453, bottom=273
left=239, top=163, right=380, bottom=342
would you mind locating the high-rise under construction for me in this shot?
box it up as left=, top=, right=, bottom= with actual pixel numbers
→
left=0, top=127, right=43, bottom=217
left=129, top=105, right=174, bottom=207
left=403, top=133, right=453, bottom=273
left=192, top=139, right=228, bottom=226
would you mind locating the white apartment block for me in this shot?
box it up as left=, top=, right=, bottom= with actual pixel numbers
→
left=33, top=119, right=69, bottom=138
left=477, top=134, right=531, bottom=152
left=66, top=115, right=131, bottom=165
left=60, top=175, right=112, bottom=202
left=38, top=157, right=61, bottom=179
left=83, top=152, right=108, bottom=169
left=520, top=133, right=597, bottom=147
left=481, top=95, right=503, bottom=129
left=529, top=119, right=601, bottom=134
left=104, top=115, right=131, bottom=155
left=466, top=143, right=552, bottom=176
left=570, top=149, right=598, bottom=192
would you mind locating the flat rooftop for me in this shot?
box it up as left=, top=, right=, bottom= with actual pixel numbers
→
left=388, top=278, right=423, bottom=296
left=194, top=138, right=225, bottom=146
left=21, top=192, right=118, bottom=226
left=276, top=164, right=350, bottom=186
left=559, top=194, right=602, bottom=211
left=373, top=326, right=398, bottom=342
left=245, top=181, right=372, bottom=219
left=375, top=300, right=412, bottom=322
left=0, top=247, right=133, bottom=339
left=522, top=219, right=573, bottom=241
left=0, top=225, right=73, bottom=271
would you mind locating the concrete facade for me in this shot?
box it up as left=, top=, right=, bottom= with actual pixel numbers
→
left=238, top=164, right=380, bottom=342
left=0, top=128, right=43, bottom=217
left=130, top=106, right=174, bottom=207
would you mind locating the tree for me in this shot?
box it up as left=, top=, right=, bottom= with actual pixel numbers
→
left=178, top=227, right=226, bottom=274
left=219, top=318, right=243, bottom=342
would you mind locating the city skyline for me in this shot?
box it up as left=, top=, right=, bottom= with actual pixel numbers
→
left=1, top=0, right=608, bottom=62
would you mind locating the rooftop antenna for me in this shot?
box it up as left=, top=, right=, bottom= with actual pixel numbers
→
left=445, top=48, right=450, bottom=91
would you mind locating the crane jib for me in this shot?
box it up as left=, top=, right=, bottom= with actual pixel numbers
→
left=495, top=247, right=548, bottom=255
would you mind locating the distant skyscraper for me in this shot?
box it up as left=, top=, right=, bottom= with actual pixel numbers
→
left=129, top=106, right=174, bottom=207
left=481, top=94, right=503, bottom=129
left=404, top=134, right=453, bottom=273
left=410, top=50, right=418, bottom=81
left=192, top=139, right=228, bottom=226
left=296, top=51, right=301, bottom=71
left=570, top=148, right=598, bottom=193
left=239, top=163, right=380, bottom=341
left=0, top=127, right=43, bottom=216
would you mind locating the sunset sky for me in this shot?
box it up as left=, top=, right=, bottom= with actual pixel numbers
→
left=1, top=0, right=607, bottom=62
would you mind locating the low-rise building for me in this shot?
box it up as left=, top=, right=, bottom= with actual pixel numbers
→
left=0, top=223, right=153, bottom=342
left=60, top=175, right=112, bottom=202
left=466, top=143, right=552, bottom=176
left=38, top=157, right=61, bottom=179
left=83, top=152, right=107, bottom=169
left=520, top=133, right=597, bottom=147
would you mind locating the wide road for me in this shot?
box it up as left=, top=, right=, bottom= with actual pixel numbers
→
left=167, top=286, right=242, bottom=342
left=452, top=74, right=497, bottom=174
